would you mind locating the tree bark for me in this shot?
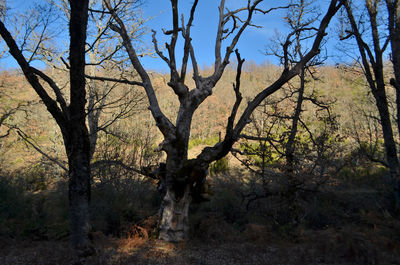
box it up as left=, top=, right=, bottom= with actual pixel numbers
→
left=373, top=86, right=400, bottom=202
left=374, top=88, right=400, bottom=207
left=154, top=158, right=209, bottom=242
left=343, top=0, right=400, bottom=209
left=67, top=0, right=91, bottom=254
left=158, top=184, right=192, bottom=242
left=65, top=125, right=92, bottom=254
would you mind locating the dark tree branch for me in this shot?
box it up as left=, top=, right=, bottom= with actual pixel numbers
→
left=85, top=74, right=143, bottom=86
left=30, top=67, right=69, bottom=115
left=226, top=49, right=244, bottom=135
left=194, top=0, right=343, bottom=165
left=180, top=0, right=199, bottom=83
left=342, top=1, right=377, bottom=91
left=0, top=20, right=67, bottom=131
left=91, top=159, right=151, bottom=178
left=240, top=134, right=271, bottom=141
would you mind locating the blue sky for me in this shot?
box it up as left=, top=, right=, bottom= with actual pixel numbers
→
left=1, top=0, right=339, bottom=72
left=136, top=0, right=340, bottom=71
left=139, top=0, right=289, bottom=71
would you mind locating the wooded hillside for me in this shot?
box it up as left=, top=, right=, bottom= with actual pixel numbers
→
left=1, top=0, right=400, bottom=264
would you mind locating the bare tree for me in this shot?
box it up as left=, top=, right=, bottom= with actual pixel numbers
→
left=101, top=0, right=342, bottom=242
left=233, top=91, right=340, bottom=219
left=1, top=0, right=147, bottom=177
left=26, top=0, right=147, bottom=166
left=267, top=0, right=334, bottom=173
left=0, top=0, right=92, bottom=255
left=341, top=0, right=400, bottom=208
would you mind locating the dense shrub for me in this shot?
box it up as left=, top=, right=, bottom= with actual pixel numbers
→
left=0, top=175, right=67, bottom=239
left=0, top=170, right=160, bottom=239
left=209, top=157, right=229, bottom=175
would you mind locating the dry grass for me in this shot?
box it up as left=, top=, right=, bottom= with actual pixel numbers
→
left=1, top=219, right=400, bottom=265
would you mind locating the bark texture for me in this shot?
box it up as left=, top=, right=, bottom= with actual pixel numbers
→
left=158, top=186, right=192, bottom=242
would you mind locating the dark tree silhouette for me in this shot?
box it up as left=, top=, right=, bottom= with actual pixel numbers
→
left=0, top=0, right=92, bottom=255
left=341, top=0, right=400, bottom=209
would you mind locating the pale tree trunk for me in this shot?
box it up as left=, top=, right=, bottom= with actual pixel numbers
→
left=156, top=157, right=208, bottom=242
left=156, top=138, right=197, bottom=241
left=158, top=185, right=191, bottom=242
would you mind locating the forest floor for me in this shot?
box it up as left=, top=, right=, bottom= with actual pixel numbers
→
left=2, top=167, right=400, bottom=264
left=1, top=222, right=400, bottom=265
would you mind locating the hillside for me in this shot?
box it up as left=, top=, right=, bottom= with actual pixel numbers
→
left=1, top=63, right=400, bottom=264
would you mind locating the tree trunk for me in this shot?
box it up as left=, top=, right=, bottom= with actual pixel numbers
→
left=373, top=88, right=400, bottom=209
left=158, top=184, right=191, bottom=242
left=389, top=1, right=400, bottom=209
left=67, top=0, right=91, bottom=254
left=285, top=68, right=305, bottom=171
left=68, top=169, right=90, bottom=254
left=66, top=125, right=92, bottom=255
left=157, top=163, right=209, bottom=241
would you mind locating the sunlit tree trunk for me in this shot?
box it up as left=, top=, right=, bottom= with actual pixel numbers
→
left=158, top=184, right=192, bottom=241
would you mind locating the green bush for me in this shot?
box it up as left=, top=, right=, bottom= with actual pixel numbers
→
left=337, top=164, right=389, bottom=187
left=188, top=136, right=220, bottom=150
left=209, top=157, right=229, bottom=175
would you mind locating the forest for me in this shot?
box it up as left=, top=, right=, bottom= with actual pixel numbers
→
left=0, top=0, right=400, bottom=264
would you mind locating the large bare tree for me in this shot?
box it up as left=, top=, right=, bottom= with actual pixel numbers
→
left=0, top=0, right=92, bottom=255
left=101, top=0, right=343, bottom=242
